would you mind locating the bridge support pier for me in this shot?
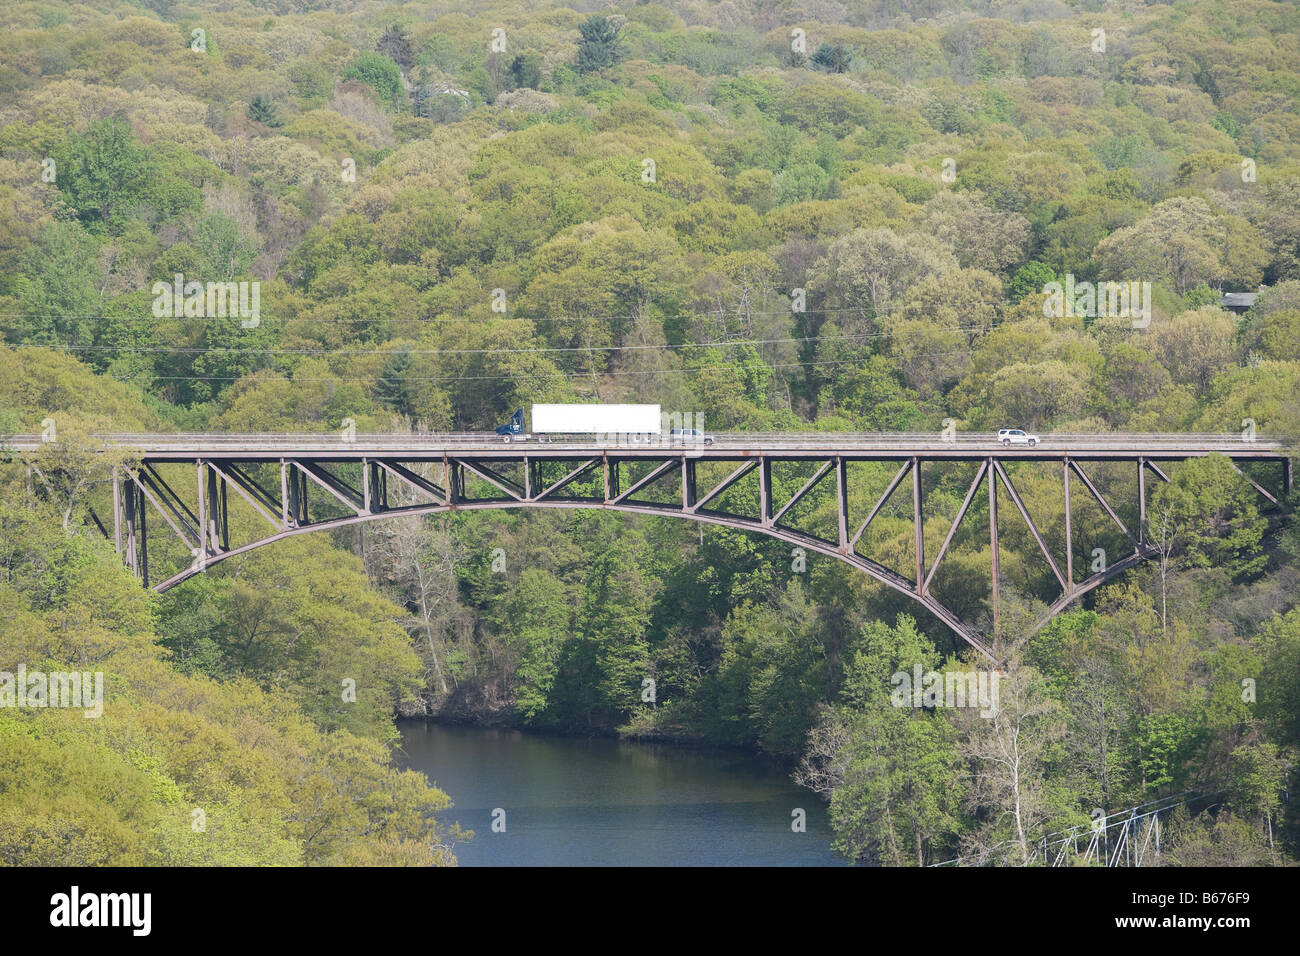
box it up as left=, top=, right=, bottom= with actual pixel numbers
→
left=989, top=455, right=999, bottom=635
left=1138, top=456, right=1146, bottom=547
left=120, top=478, right=147, bottom=587
left=113, top=471, right=122, bottom=555
left=1064, top=456, right=1073, bottom=593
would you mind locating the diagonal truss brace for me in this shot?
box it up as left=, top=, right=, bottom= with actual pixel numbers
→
left=923, top=460, right=989, bottom=594
left=995, top=461, right=1067, bottom=592
left=533, top=458, right=601, bottom=501
left=691, top=460, right=758, bottom=514
left=849, top=460, right=912, bottom=550
left=771, top=459, right=834, bottom=527
left=611, top=459, right=679, bottom=505
left=1069, top=460, right=1140, bottom=550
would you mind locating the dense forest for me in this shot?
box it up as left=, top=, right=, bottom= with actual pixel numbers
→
left=1, top=0, right=1299, bottom=866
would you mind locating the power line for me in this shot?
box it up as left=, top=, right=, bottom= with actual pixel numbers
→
left=0, top=305, right=871, bottom=325
left=107, top=355, right=875, bottom=384
left=89, top=343, right=1007, bottom=386
left=22, top=323, right=992, bottom=356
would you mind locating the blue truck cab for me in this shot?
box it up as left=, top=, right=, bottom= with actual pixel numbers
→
left=496, top=408, right=525, bottom=439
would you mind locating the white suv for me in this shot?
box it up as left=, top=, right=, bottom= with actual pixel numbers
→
left=997, top=428, right=1040, bottom=446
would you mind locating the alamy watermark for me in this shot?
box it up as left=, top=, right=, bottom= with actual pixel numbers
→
left=50, top=886, right=150, bottom=936
left=891, top=665, right=1000, bottom=718
left=151, top=274, right=261, bottom=328
left=1, top=666, right=104, bottom=718
left=593, top=411, right=708, bottom=449
left=1042, top=273, right=1151, bottom=328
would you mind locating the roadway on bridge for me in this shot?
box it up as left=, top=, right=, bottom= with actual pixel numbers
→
left=4, top=431, right=1290, bottom=462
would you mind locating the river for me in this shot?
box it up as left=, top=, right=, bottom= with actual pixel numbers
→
left=398, top=721, right=845, bottom=866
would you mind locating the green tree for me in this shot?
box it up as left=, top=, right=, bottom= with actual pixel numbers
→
left=1149, top=455, right=1268, bottom=579
left=772, top=162, right=831, bottom=206
left=574, top=15, right=625, bottom=74
left=504, top=567, right=572, bottom=722
left=51, top=116, right=151, bottom=232
left=714, top=583, right=827, bottom=755
left=10, top=222, right=100, bottom=346
left=376, top=347, right=416, bottom=418
left=547, top=537, right=652, bottom=730
left=1009, top=261, right=1057, bottom=303
left=510, top=52, right=543, bottom=90
left=246, top=94, right=283, bottom=127
left=377, top=24, right=415, bottom=71
left=1227, top=743, right=1289, bottom=864
left=954, top=645, right=1068, bottom=865
left=343, top=52, right=405, bottom=109
left=800, top=615, right=966, bottom=864
left=811, top=43, right=852, bottom=73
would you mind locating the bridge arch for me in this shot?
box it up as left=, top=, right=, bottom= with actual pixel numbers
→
left=22, top=433, right=1284, bottom=664
left=148, top=496, right=1008, bottom=658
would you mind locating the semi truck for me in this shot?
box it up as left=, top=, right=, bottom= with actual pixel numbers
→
left=496, top=404, right=710, bottom=442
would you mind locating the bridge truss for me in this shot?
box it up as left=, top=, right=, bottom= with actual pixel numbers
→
left=15, top=433, right=1292, bottom=661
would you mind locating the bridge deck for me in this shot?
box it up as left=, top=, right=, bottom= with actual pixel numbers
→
left=5, top=432, right=1290, bottom=462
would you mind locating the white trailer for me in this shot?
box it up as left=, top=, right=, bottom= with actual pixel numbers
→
left=530, top=404, right=661, bottom=435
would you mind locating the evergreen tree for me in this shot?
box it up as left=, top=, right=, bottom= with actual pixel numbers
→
left=376, top=347, right=415, bottom=418
left=574, top=15, right=625, bottom=73
left=811, top=43, right=852, bottom=73
left=377, top=24, right=414, bottom=71
left=246, top=94, right=283, bottom=127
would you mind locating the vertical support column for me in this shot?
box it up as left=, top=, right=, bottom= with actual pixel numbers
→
left=525, top=456, right=533, bottom=501
left=196, top=460, right=207, bottom=565
left=912, top=456, right=924, bottom=591
left=123, top=476, right=137, bottom=576
left=283, top=466, right=306, bottom=524
left=989, top=456, right=999, bottom=633
left=836, top=456, right=849, bottom=552
left=112, top=470, right=122, bottom=555
left=139, top=487, right=148, bottom=589
left=602, top=455, right=611, bottom=503
left=683, top=458, right=696, bottom=510
left=1285, top=458, right=1292, bottom=497
left=206, top=465, right=222, bottom=551
left=362, top=458, right=371, bottom=513
left=288, top=466, right=300, bottom=525
left=1064, top=456, right=1073, bottom=592
left=447, top=461, right=461, bottom=504
left=373, top=460, right=386, bottom=513
left=1138, top=456, right=1146, bottom=548
left=280, top=459, right=290, bottom=527
left=760, top=457, right=772, bottom=526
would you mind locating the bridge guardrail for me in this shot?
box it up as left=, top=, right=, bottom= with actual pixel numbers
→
left=2, top=431, right=1292, bottom=453
left=3, top=431, right=1290, bottom=442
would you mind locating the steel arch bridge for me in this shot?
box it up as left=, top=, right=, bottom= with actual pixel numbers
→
left=11, top=432, right=1292, bottom=661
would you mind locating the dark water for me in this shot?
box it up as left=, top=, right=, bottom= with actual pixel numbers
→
left=397, top=721, right=844, bottom=866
